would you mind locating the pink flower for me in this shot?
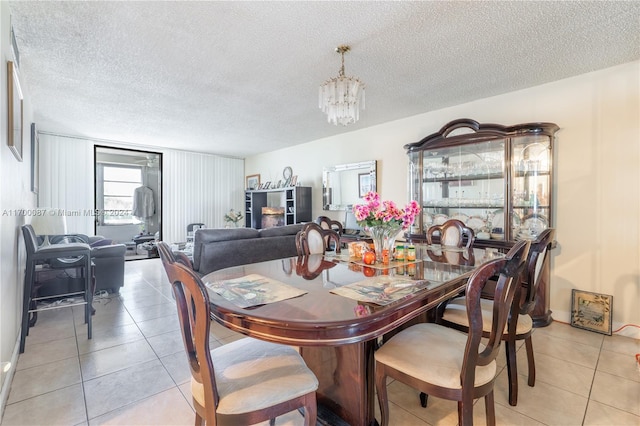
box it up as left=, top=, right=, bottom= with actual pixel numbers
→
left=352, top=192, right=421, bottom=230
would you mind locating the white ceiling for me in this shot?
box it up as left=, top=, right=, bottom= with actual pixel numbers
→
left=8, top=1, right=640, bottom=159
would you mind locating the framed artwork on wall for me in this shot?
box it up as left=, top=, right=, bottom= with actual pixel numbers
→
left=358, top=173, right=371, bottom=197
left=246, top=174, right=260, bottom=190
left=7, top=61, right=23, bottom=162
left=31, top=123, right=39, bottom=194
left=570, top=289, right=613, bottom=335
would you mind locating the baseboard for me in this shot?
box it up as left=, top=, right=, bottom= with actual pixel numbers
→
left=552, top=309, right=640, bottom=340
left=0, top=333, right=21, bottom=421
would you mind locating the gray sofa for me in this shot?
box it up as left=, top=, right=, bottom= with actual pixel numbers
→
left=193, top=225, right=304, bottom=276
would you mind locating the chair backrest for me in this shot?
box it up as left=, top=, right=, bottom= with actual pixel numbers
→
left=187, top=223, right=205, bottom=233
left=427, top=219, right=475, bottom=248
left=295, top=222, right=341, bottom=255
left=316, top=216, right=344, bottom=235
left=22, top=225, right=39, bottom=257
left=157, top=241, right=218, bottom=420
left=461, top=239, right=529, bottom=386
left=157, top=241, right=193, bottom=271
left=520, top=228, right=554, bottom=314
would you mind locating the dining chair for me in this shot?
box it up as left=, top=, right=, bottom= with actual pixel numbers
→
left=316, top=215, right=344, bottom=235
left=437, top=229, right=555, bottom=406
left=20, top=224, right=93, bottom=353
left=295, top=222, right=341, bottom=255
left=426, top=219, right=475, bottom=248
left=375, top=239, right=530, bottom=426
left=156, top=240, right=193, bottom=270
left=157, top=241, right=318, bottom=426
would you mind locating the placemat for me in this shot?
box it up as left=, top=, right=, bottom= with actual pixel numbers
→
left=205, top=274, right=307, bottom=308
left=330, top=276, right=431, bottom=306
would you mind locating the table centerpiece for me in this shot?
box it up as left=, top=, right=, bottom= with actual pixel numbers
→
left=352, top=191, right=420, bottom=262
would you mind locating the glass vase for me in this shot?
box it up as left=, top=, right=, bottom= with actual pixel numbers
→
left=367, top=224, right=403, bottom=263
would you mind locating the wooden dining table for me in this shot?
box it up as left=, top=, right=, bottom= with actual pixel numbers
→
left=202, top=245, right=499, bottom=426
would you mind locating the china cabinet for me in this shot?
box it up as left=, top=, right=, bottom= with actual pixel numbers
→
left=406, top=119, right=559, bottom=325
left=245, top=187, right=311, bottom=229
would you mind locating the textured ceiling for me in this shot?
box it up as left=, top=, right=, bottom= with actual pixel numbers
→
left=8, top=1, right=640, bottom=158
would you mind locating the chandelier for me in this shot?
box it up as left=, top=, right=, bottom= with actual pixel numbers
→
left=318, top=45, right=365, bottom=126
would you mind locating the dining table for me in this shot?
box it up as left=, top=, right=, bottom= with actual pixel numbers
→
left=202, top=244, right=501, bottom=426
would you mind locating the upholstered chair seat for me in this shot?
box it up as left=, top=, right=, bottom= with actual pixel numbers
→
left=375, top=324, right=497, bottom=390
left=191, top=338, right=318, bottom=415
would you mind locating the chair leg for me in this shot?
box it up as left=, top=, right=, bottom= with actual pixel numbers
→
left=525, top=336, right=536, bottom=387
left=302, top=393, right=317, bottom=426
left=83, top=257, right=93, bottom=340
left=20, top=262, right=35, bottom=353
left=375, top=365, right=390, bottom=426
left=484, top=391, right=496, bottom=426
left=269, top=419, right=275, bottom=426
left=194, top=412, right=203, bottom=426
left=419, top=392, right=428, bottom=407
left=505, top=338, right=518, bottom=406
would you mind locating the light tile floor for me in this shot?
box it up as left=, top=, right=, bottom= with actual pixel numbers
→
left=2, top=258, right=639, bottom=425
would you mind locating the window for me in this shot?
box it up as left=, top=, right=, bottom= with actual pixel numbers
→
left=102, top=165, right=143, bottom=225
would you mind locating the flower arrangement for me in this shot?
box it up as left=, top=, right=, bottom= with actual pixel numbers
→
left=224, top=209, right=244, bottom=227
left=352, top=191, right=420, bottom=230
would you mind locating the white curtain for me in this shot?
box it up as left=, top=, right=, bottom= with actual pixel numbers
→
left=39, top=134, right=95, bottom=235
left=163, top=150, right=244, bottom=243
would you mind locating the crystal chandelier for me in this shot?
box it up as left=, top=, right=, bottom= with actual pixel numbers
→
left=318, top=45, right=365, bottom=126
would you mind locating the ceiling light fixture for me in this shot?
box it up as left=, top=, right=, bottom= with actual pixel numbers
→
left=318, top=45, right=365, bottom=126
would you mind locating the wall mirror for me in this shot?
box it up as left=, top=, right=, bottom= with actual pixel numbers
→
left=322, top=160, right=376, bottom=211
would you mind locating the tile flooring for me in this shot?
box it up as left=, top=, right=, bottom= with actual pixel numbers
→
left=2, top=258, right=639, bottom=425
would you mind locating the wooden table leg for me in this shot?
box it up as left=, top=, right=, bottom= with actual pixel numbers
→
left=301, top=340, right=378, bottom=426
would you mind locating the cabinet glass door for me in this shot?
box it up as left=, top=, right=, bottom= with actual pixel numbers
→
left=416, top=140, right=506, bottom=239
left=511, top=135, right=552, bottom=241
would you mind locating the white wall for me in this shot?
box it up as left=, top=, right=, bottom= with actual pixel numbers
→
left=246, top=61, right=640, bottom=338
left=0, top=1, right=36, bottom=416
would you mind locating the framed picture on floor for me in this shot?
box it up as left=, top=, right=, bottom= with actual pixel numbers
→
left=570, top=289, right=613, bottom=335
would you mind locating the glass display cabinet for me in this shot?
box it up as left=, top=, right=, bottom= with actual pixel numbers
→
left=406, top=119, right=559, bottom=326
left=406, top=119, right=559, bottom=247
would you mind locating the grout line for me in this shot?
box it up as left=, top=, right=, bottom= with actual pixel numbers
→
left=581, top=336, right=605, bottom=425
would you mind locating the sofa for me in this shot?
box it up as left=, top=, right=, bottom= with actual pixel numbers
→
left=192, top=224, right=305, bottom=276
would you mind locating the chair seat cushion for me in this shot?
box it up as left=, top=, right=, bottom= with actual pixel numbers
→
left=442, top=297, right=533, bottom=336
left=375, top=323, right=496, bottom=389
left=191, top=337, right=318, bottom=415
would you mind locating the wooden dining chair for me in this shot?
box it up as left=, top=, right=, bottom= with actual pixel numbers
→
left=295, top=222, right=341, bottom=255
left=157, top=241, right=318, bottom=426
left=426, top=219, right=475, bottom=248
left=375, top=240, right=530, bottom=426
left=156, top=240, right=193, bottom=270
left=437, top=229, right=555, bottom=406
left=316, top=215, right=344, bottom=235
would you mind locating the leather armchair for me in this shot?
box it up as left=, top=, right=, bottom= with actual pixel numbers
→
left=91, top=244, right=126, bottom=293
